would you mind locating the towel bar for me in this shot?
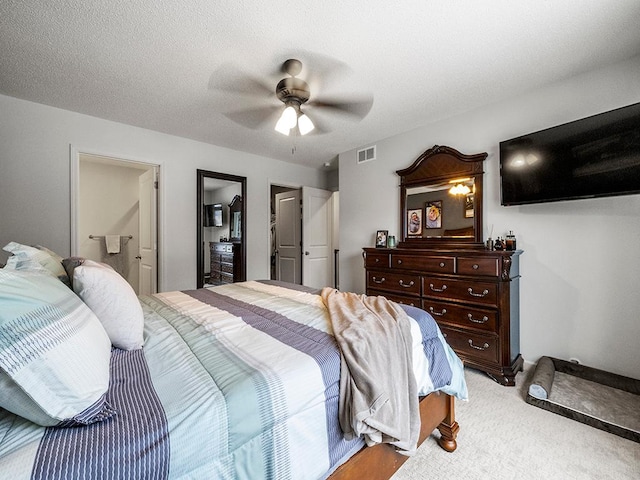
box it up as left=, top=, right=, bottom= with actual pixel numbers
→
left=88, top=235, right=133, bottom=239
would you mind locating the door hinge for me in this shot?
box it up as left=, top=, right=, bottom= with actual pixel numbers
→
left=154, top=180, right=158, bottom=189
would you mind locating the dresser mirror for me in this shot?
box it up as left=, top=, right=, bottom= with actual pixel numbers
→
left=397, top=145, right=487, bottom=248
left=228, top=195, right=242, bottom=242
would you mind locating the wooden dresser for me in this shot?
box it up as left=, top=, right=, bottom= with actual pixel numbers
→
left=209, top=242, right=242, bottom=285
left=363, top=247, right=523, bottom=386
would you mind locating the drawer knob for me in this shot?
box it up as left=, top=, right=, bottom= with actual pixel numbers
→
left=399, top=279, right=415, bottom=288
left=428, top=307, right=447, bottom=317
left=468, top=340, right=490, bottom=351
left=467, top=314, right=489, bottom=324
left=468, top=288, right=489, bottom=298
left=429, top=283, right=447, bottom=293
left=375, top=258, right=380, bottom=262
left=397, top=259, right=403, bottom=264
left=439, top=262, right=445, bottom=268
left=372, top=276, right=386, bottom=284
left=472, top=264, right=479, bottom=270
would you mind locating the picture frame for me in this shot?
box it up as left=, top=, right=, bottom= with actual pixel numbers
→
left=375, top=230, right=388, bottom=248
left=407, top=209, right=422, bottom=237
left=425, top=200, right=442, bottom=229
left=464, top=193, right=474, bottom=218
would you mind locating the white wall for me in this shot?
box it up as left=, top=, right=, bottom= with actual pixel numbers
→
left=0, top=94, right=327, bottom=291
left=339, top=55, right=640, bottom=379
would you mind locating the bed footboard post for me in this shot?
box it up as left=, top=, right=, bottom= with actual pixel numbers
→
left=437, top=394, right=459, bottom=452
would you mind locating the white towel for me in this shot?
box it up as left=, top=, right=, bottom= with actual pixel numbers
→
left=105, top=235, right=121, bottom=254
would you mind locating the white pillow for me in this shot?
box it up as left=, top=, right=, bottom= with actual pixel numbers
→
left=0, top=269, right=114, bottom=426
left=3, top=242, right=70, bottom=286
left=73, top=260, right=144, bottom=350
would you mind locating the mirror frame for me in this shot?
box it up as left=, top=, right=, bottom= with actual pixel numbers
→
left=197, top=169, right=247, bottom=288
left=397, top=145, right=487, bottom=248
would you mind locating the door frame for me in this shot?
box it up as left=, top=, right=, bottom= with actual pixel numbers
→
left=70, top=145, right=161, bottom=290
left=196, top=169, right=247, bottom=288
left=270, top=182, right=339, bottom=289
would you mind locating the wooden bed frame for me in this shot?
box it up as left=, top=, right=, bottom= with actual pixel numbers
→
left=330, top=391, right=459, bottom=479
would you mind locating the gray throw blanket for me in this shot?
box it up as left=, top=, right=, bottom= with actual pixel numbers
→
left=321, top=288, right=419, bottom=456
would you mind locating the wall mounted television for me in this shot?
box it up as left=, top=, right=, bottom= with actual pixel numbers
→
left=203, top=203, right=223, bottom=227
left=500, top=102, right=640, bottom=206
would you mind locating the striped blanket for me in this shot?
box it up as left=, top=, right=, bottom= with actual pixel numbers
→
left=0, top=280, right=466, bottom=479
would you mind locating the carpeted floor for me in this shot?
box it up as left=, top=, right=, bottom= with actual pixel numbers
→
left=392, top=365, right=640, bottom=479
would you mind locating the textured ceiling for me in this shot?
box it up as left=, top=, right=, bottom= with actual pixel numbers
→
left=2, top=1, right=639, bottom=169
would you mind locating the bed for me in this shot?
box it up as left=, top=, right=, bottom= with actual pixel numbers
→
left=0, top=243, right=467, bottom=480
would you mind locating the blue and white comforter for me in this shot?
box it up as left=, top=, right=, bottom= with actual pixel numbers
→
left=0, top=280, right=466, bottom=479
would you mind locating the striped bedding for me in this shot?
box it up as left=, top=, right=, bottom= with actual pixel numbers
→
left=0, top=280, right=466, bottom=480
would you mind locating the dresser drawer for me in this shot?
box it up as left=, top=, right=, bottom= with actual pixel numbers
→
left=457, top=256, right=500, bottom=276
left=439, top=326, right=499, bottom=364
left=367, top=289, right=420, bottom=308
left=391, top=254, right=455, bottom=273
left=220, top=253, right=234, bottom=263
left=213, top=243, right=233, bottom=253
left=367, top=271, right=421, bottom=296
left=422, top=299, right=497, bottom=333
left=365, top=252, right=390, bottom=268
left=220, top=272, right=234, bottom=284
left=220, top=263, right=234, bottom=275
left=423, top=276, right=498, bottom=306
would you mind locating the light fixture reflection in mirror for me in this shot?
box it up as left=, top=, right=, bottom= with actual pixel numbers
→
left=449, top=183, right=471, bottom=195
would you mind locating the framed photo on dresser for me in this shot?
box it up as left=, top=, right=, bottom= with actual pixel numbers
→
left=375, top=230, right=388, bottom=248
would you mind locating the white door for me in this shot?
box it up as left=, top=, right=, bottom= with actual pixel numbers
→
left=274, top=189, right=302, bottom=284
left=302, top=186, right=333, bottom=289
left=138, top=168, right=158, bottom=295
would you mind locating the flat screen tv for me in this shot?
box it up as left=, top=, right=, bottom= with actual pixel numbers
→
left=204, top=203, right=223, bottom=227
left=500, top=102, right=640, bottom=206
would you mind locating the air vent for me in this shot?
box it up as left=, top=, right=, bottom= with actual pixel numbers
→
left=356, top=145, right=376, bottom=164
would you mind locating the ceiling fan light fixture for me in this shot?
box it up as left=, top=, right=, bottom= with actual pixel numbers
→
left=274, top=115, right=291, bottom=135
left=275, top=105, right=297, bottom=135
left=298, top=113, right=314, bottom=135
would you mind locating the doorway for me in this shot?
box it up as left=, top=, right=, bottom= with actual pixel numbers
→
left=71, top=152, right=159, bottom=295
left=271, top=184, right=338, bottom=289
left=196, top=170, right=247, bottom=288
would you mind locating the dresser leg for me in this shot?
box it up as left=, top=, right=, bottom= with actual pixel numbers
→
left=484, top=354, right=524, bottom=386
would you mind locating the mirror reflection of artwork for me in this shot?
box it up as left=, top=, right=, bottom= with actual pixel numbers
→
left=464, top=194, right=474, bottom=218
left=407, top=209, right=422, bottom=237
left=425, top=201, right=442, bottom=229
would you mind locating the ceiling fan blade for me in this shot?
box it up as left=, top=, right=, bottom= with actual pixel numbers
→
left=307, top=95, right=374, bottom=120
left=208, top=63, right=274, bottom=97
left=224, top=105, right=281, bottom=130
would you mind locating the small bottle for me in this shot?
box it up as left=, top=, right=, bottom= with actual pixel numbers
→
left=486, top=237, right=494, bottom=250
left=494, top=237, right=504, bottom=251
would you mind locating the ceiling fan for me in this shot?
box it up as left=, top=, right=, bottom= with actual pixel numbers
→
left=212, top=56, right=373, bottom=136
left=274, top=59, right=315, bottom=135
